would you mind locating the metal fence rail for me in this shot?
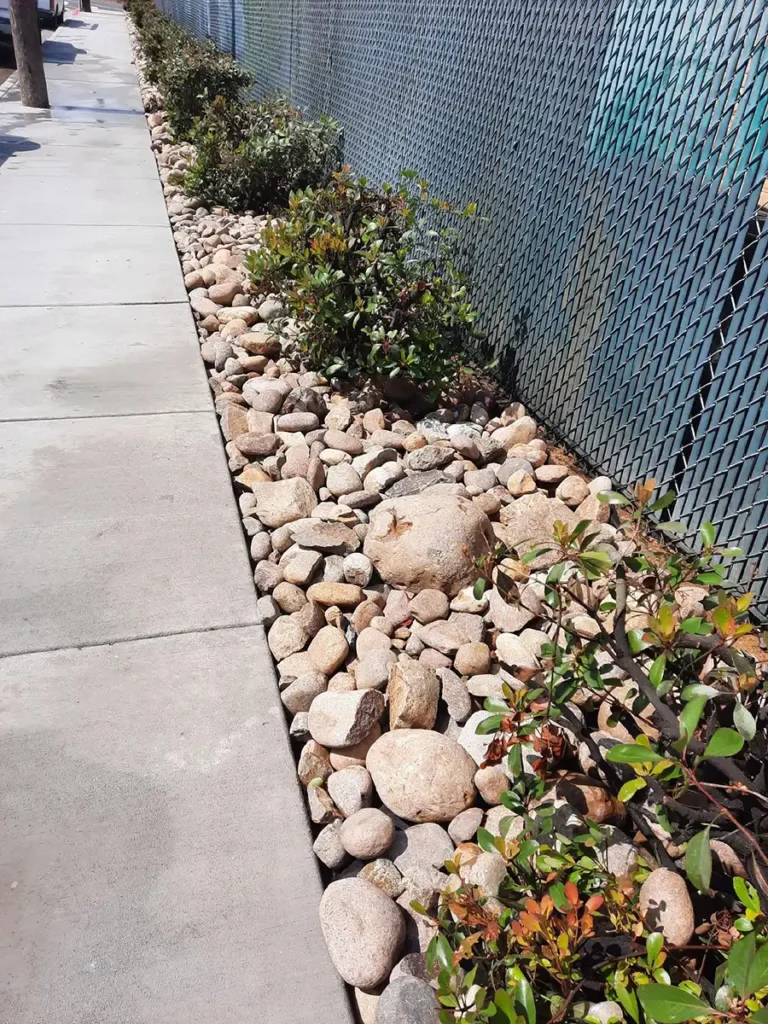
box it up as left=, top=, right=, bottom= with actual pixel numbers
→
left=158, top=0, right=768, bottom=608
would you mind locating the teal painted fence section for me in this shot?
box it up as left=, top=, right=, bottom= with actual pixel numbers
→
left=157, top=0, right=768, bottom=607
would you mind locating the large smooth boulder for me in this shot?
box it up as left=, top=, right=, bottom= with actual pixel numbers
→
left=364, top=494, right=494, bottom=596
left=319, top=878, right=405, bottom=988
left=367, top=730, right=477, bottom=822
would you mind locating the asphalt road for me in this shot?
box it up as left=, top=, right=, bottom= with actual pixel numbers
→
left=0, top=23, right=56, bottom=87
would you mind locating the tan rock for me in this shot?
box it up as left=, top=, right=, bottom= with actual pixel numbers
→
left=388, top=660, right=439, bottom=729
left=307, top=582, right=363, bottom=607
left=367, top=730, right=477, bottom=822
left=639, top=868, right=694, bottom=947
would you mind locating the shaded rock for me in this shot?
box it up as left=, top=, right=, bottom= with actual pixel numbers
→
left=297, top=739, right=333, bottom=786
left=308, top=786, right=338, bottom=824
left=281, top=671, right=327, bottom=714
left=319, top=878, right=405, bottom=988
left=367, top=730, right=477, bottom=822
left=327, top=765, right=373, bottom=817
left=555, top=774, right=626, bottom=825
left=308, top=689, right=386, bottom=748
left=390, top=823, right=454, bottom=881
left=408, top=589, right=450, bottom=624
left=313, top=819, right=349, bottom=870
left=329, top=723, right=382, bottom=769
left=340, top=808, right=395, bottom=859
left=638, top=868, right=694, bottom=947
left=374, top=976, right=439, bottom=1024
left=448, top=807, right=484, bottom=844
left=361, top=858, right=406, bottom=899
left=384, top=470, right=450, bottom=498
left=389, top=660, right=439, bottom=730
left=437, top=667, right=472, bottom=724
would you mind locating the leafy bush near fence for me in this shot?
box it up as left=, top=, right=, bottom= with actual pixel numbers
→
left=127, top=0, right=250, bottom=137
left=424, top=482, right=768, bottom=1023
left=246, top=168, right=482, bottom=387
left=160, top=45, right=251, bottom=139
left=186, top=95, right=340, bottom=213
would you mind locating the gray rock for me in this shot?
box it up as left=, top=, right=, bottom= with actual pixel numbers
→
left=384, top=470, right=451, bottom=498
left=486, top=586, right=535, bottom=632
left=319, top=878, right=405, bottom=988
left=448, top=807, right=484, bottom=844
left=497, top=492, right=578, bottom=568
left=390, top=823, right=454, bottom=881
left=313, top=819, right=349, bottom=870
left=255, top=595, right=280, bottom=627
left=437, top=667, right=473, bottom=724
left=276, top=411, right=320, bottom=432
left=326, top=463, right=364, bottom=497
left=355, top=649, right=398, bottom=690
left=374, top=976, right=439, bottom=1024
left=327, top=765, right=373, bottom=817
left=282, top=548, right=323, bottom=586
left=281, top=672, right=328, bottom=714
left=343, top=552, right=374, bottom=587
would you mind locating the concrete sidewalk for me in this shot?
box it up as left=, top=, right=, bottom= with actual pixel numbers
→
left=0, top=7, right=351, bottom=1022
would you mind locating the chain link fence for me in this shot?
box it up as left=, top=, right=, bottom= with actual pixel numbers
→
left=157, top=0, right=768, bottom=609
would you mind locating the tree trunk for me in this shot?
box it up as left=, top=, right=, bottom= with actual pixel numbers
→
left=9, top=0, right=49, bottom=108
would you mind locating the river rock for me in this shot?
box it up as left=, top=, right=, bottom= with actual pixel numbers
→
left=319, top=878, right=405, bottom=988
left=638, top=868, right=695, bottom=947
left=374, top=976, right=439, bottom=1024
left=367, top=730, right=477, bottom=822
left=327, top=765, right=373, bottom=817
left=360, top=858, right=406, bottom=899
left=364, top=494, right=494, bottom=597
left=340, top=808, right=395, bottom=859
left=308, top=625, right=350, bottom=675
left=497, top=491, right=578, bottom=568
left=251, top=477, right=318, bottom=527
left=388, top=660, right=439, bottom=729
left=313, top=820, right=349, bottom=870
left=308, top=689, right=386, bottom=748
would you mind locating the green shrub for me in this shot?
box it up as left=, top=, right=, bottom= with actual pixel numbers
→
left=186, top=95, right=340, bottom=212
left=426, top=483, right=768, bottom=1022
left=159, top=43, right=251, bottom=139
left=245, top=169, right=482, bottom=387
